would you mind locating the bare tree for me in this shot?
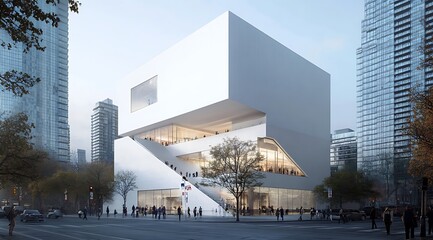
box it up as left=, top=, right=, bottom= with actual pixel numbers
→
left=201, top=137, right=264, bottom=222
left=114, top=170, right=138, bottom=208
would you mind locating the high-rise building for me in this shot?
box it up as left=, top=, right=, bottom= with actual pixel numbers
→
left=0, top=1, right=70, bottom=161
left=91, top=98, right=118, bottom=163
left=357, top=0, right=433, bottom=203
left=77, top=149, right=86, bottom=164
left=113, top=12, right=330, bottom=213
left=330, top=129, right=357, bottom=174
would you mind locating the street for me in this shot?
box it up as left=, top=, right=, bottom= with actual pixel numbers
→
left=0, top=214, right=429, bottom=240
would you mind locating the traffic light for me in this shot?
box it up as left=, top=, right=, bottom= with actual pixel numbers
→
left=12, top=187, right=16, bottom=196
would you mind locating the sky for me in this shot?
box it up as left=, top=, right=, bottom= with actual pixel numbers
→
left=68, top=0, right=365, bottom=160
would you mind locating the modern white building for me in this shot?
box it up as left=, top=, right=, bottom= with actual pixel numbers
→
left=114, top=12, right=330, bottom=216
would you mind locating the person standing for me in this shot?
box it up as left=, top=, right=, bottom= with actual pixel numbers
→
left=280, top=207, right=284, bottom=221
left=370, top=207, right=377, bottom=229
left=427, top=206, right=433, bottom=235
left=193, top=207, right=197, bottom=219
left=7, top=207, right=16, bottom=236
left=199, top=206, right=202, bottom=218
left=276, top=208, right=280, bottom=221
left=106, top=206, right=110, bottom=217
left=177, top=206, right=182, bottom=221
left=383, top=207, right=393, bottom=235
left=403, top=206, right=415, bottom=239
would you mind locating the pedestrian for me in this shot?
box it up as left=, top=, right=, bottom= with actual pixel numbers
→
left=114, top=209, right=117, bottom=217
left=370, top=207, right=377, bottom=229
left=97, top=207, right=102, bottom=220
left=6, top=206, right=16, bottom=236
left=276, top=207, right=280, bottom=221
left=199, top=206, right=202, bottom=218
left=383, top=207, right=392, bottom=235
left=83, top=206, right=88, bottom=220
left=338, top=208, right=344, bottom=224
left=427, top=206, right=433, bottom=235
left=193, top=207, right=197, bottom=219
left=106, top=206, right=110, bottom=217
left=187, top=207, right=191, bottom=218
left=162, top=206, right=166, bottom=219
left=177, top=206, right=182, bottom=221
left=403, top=206, right=415, bottom=239
left=131, top=205, right=135, bottom=217
left=123, top=206, right=127, bottom=217
left=298, top=206, right=304, bottom=221
left=280, top=207, right=284, bottom=221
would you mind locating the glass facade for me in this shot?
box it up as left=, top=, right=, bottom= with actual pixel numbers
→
left=0, top=1, right=70, bottom=161
left=91, top=99, right=118, bottom=163
left=330, top=129, right=357, bottom=174
left=136, top=187, right=313, bottom=216
left=357, top=0, right=433, bottom=203
left=137, top=188, right=181, bottom=215
left=176, top=137, right=305, bottom=178
left=131, top=75, right=158, bottom=112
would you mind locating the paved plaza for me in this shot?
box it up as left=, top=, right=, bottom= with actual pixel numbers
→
left=1, top=213, right=433, bottom=240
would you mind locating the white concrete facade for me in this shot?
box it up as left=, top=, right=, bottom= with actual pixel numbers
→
left=113, top=12, right=330, bottom=215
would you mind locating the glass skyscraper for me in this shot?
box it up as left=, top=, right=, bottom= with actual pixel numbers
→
left=91, top=98, right=118, bottom=163
left=357, top=0, right=433, bottom=204
left=330, top=129, right=357, bottom=174
left=0, top=1, right=70, bottom=161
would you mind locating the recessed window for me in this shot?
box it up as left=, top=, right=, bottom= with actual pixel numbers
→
left=131, top=75, right=158, bottom=112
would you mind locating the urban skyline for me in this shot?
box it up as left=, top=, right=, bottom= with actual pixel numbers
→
left=68, top=1, right=364, bottom=160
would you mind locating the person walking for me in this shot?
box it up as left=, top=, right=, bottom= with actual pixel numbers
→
left=199, top=206, right=202, bottom=218
left=187, top=207, right=191, bottom=218
left=193, top=207, right=197, bottom=219
left=370, top=207, right=377, bottom=229
left=403, top=206, right=415, bottom=240
left=7, top=207, right=16, bottom=236
left=106, top=206, right=110, bottom=217
left=383, top=207, right=393, bottom=235
left=298, top=206, right=304, bottom=221
left=427, top=206, right=433, bottom=235
left=177, top=206, right=182, bottom=221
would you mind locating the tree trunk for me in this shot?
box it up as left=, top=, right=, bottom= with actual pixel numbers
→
left=236, top=195, right=240, bottom=222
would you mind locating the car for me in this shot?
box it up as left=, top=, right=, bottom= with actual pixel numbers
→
left=47, top=209, right=63, bottom=219
left=20, top=209, right=44, bottom=222
left=345, top=210, right=367, bottom=221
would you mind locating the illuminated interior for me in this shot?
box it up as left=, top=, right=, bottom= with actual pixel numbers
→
left=177, top=137, right=305, bottom=177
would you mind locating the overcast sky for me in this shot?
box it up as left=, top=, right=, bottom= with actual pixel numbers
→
left=68, top=0, right=365, bottom=160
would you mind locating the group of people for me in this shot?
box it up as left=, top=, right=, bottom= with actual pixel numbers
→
left=186, top=206, right=203, bottom=219
left=369, top=205, right=433, bottom=238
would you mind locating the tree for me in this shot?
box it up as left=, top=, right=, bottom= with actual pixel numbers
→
left=313, top=170, right=379, bottom=208
left=85, top=162, right=114, bottom=213
left=114, top=170, right=138, bottom=208
left=0, top=112, right=46, bottom=184
left=407, top=87, right=433, bottom=180
left=0, top=0, right=80, bottom=96
left=201, top=137, right=264, bottom=222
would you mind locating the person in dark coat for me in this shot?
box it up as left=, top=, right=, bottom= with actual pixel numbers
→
left=370, top=207, right=377, bottom=229
left=177, top=206, right=182, bottom=221
left=427, top=206, right=433, bottom=235
left=383, top=207, right=393, bottom=235
left=403, top=206, right=415, bottom=239
left=280, top=207, right=284, bottom=221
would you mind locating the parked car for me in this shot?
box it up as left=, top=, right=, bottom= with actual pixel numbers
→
left=47, top=209, right=63, bottom=219
left=345, top=210, right=367, bottom=221
left=20, top=209, right=44, bottom=222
